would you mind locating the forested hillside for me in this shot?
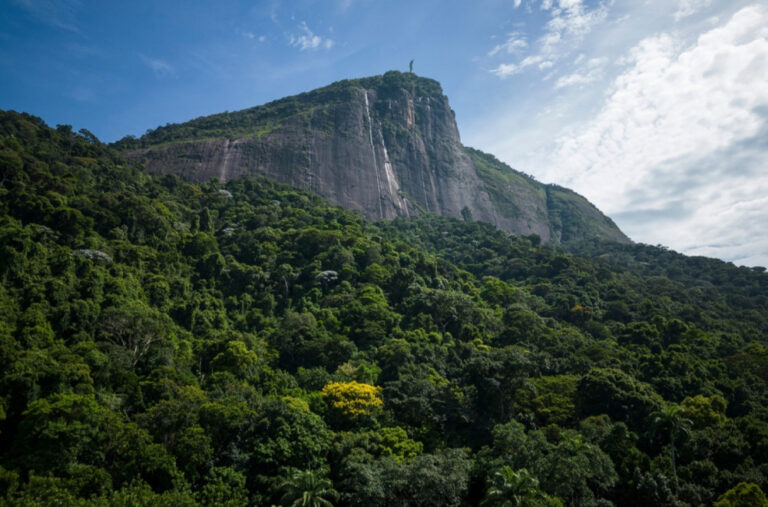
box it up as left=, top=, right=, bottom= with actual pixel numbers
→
left=2, top=110, right=768, bottom=506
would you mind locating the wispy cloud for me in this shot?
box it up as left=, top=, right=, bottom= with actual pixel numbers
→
left=488, top=0, right=610, bottom=79
left=488, top=32, right=528, bottom=57
left=674, top=0, right=713, bottom=21
left=68, top=84, right=96, bottom=103
left=538, top=0, right=610, bottom=57
left=491, top=55, right=551, bottom=77
left=289, top=22, right=334, bottom=51
left=243, top=31, right=267, bottom=42
left=490, top=63, right=519, bottom=77
left=140, top=55, right=174, bottom=77
left=554, top=56, right=607, bottom=88
left=12, top=0, right=81, bottom=32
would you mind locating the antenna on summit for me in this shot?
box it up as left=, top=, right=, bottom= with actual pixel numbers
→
left=409, top=59, right=414, bottom=73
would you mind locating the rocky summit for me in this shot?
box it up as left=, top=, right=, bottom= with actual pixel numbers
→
left=117, top=71, right=629, bottom=245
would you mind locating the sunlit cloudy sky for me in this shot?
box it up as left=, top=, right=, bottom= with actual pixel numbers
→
left=2, top=0, right=767, bottom=267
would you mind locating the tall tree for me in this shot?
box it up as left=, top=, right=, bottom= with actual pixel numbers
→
left=481, top=466, right=558, bottom=507
left=279, top=470, right=338, bottom=507
left=650, top=404, right=692, bottom=481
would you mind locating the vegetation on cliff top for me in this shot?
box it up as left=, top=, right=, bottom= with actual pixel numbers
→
left=467, top=147, right=630, bottom=244
left=113, top=71, right=443, bottom=150
left=2, top=109, right=768, bottom=505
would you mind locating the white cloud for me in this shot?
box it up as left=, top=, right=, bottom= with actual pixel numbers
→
left=541, top=5, right=768, bottom=266
left=555, top=56, right=607, bottom=88
left=520, top=55, right=543, bottom=67
left=491, top=63, right=520, bottom=77
left=244, top=32, right=267, bottom=43
left=491, top=55, right=547, bottom=77
left=289, top=22, right=334, bottom=51
left=542, top=0, right=610, bottom=50
left=489, top=0, right=610, bottom=79
left=514, top=0, right=523, bottom=8
left=554, top=69, right=599, bottom=88
left=674, top=0, right=713, bottom=21
left=140, top=55, right=174, bottom=77
left=488, top=32, right=528, bottom=56
left=587, top=56, right=607, bottom=67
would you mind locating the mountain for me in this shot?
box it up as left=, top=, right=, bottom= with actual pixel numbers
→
left=117, top=71, right=630, bottom=245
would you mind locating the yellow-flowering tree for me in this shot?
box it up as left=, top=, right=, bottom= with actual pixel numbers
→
left=321, top=381, right=382, bottom=426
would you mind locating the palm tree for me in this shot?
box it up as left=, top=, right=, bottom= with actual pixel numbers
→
left=481, top=466, right=549, bottom=507
left=650, top=404, right=693, bottom=481
left=278, top=469, right=338, bottom=507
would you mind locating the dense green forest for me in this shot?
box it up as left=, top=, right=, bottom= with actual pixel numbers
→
left=2, top=109, right=768, bottom=506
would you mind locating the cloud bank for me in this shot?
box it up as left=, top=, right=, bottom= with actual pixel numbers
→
left=541, top=5, right=768, bottom=266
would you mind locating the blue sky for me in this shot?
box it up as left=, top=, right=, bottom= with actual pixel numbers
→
left=2, top=0, right=768, bottom=267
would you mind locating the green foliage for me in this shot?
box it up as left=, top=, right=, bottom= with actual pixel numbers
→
left=481, top=466, right=562, bottom=507
left=279, top=469, right=338, bottom=507
left=197, top=467, right=249, bottom=506
left=337, top=448, right=471, bottom=506
left=376, top=426, right=423, bottom=463
left=649, top=403, right=693, bottom=480
left=577, top=368, right=663, bottom=429
left=2, top=109, right=768, bottom=504
left=714, top=482, right=768, bottom=507
left=478, top=422, right=617, bottom=505
left=681, top=394, right=727, bottom=428
left=520, top=375, right=579, bottom=427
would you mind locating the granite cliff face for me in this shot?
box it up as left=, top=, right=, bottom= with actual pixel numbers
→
left=120, top=72, right=629, bottom=245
